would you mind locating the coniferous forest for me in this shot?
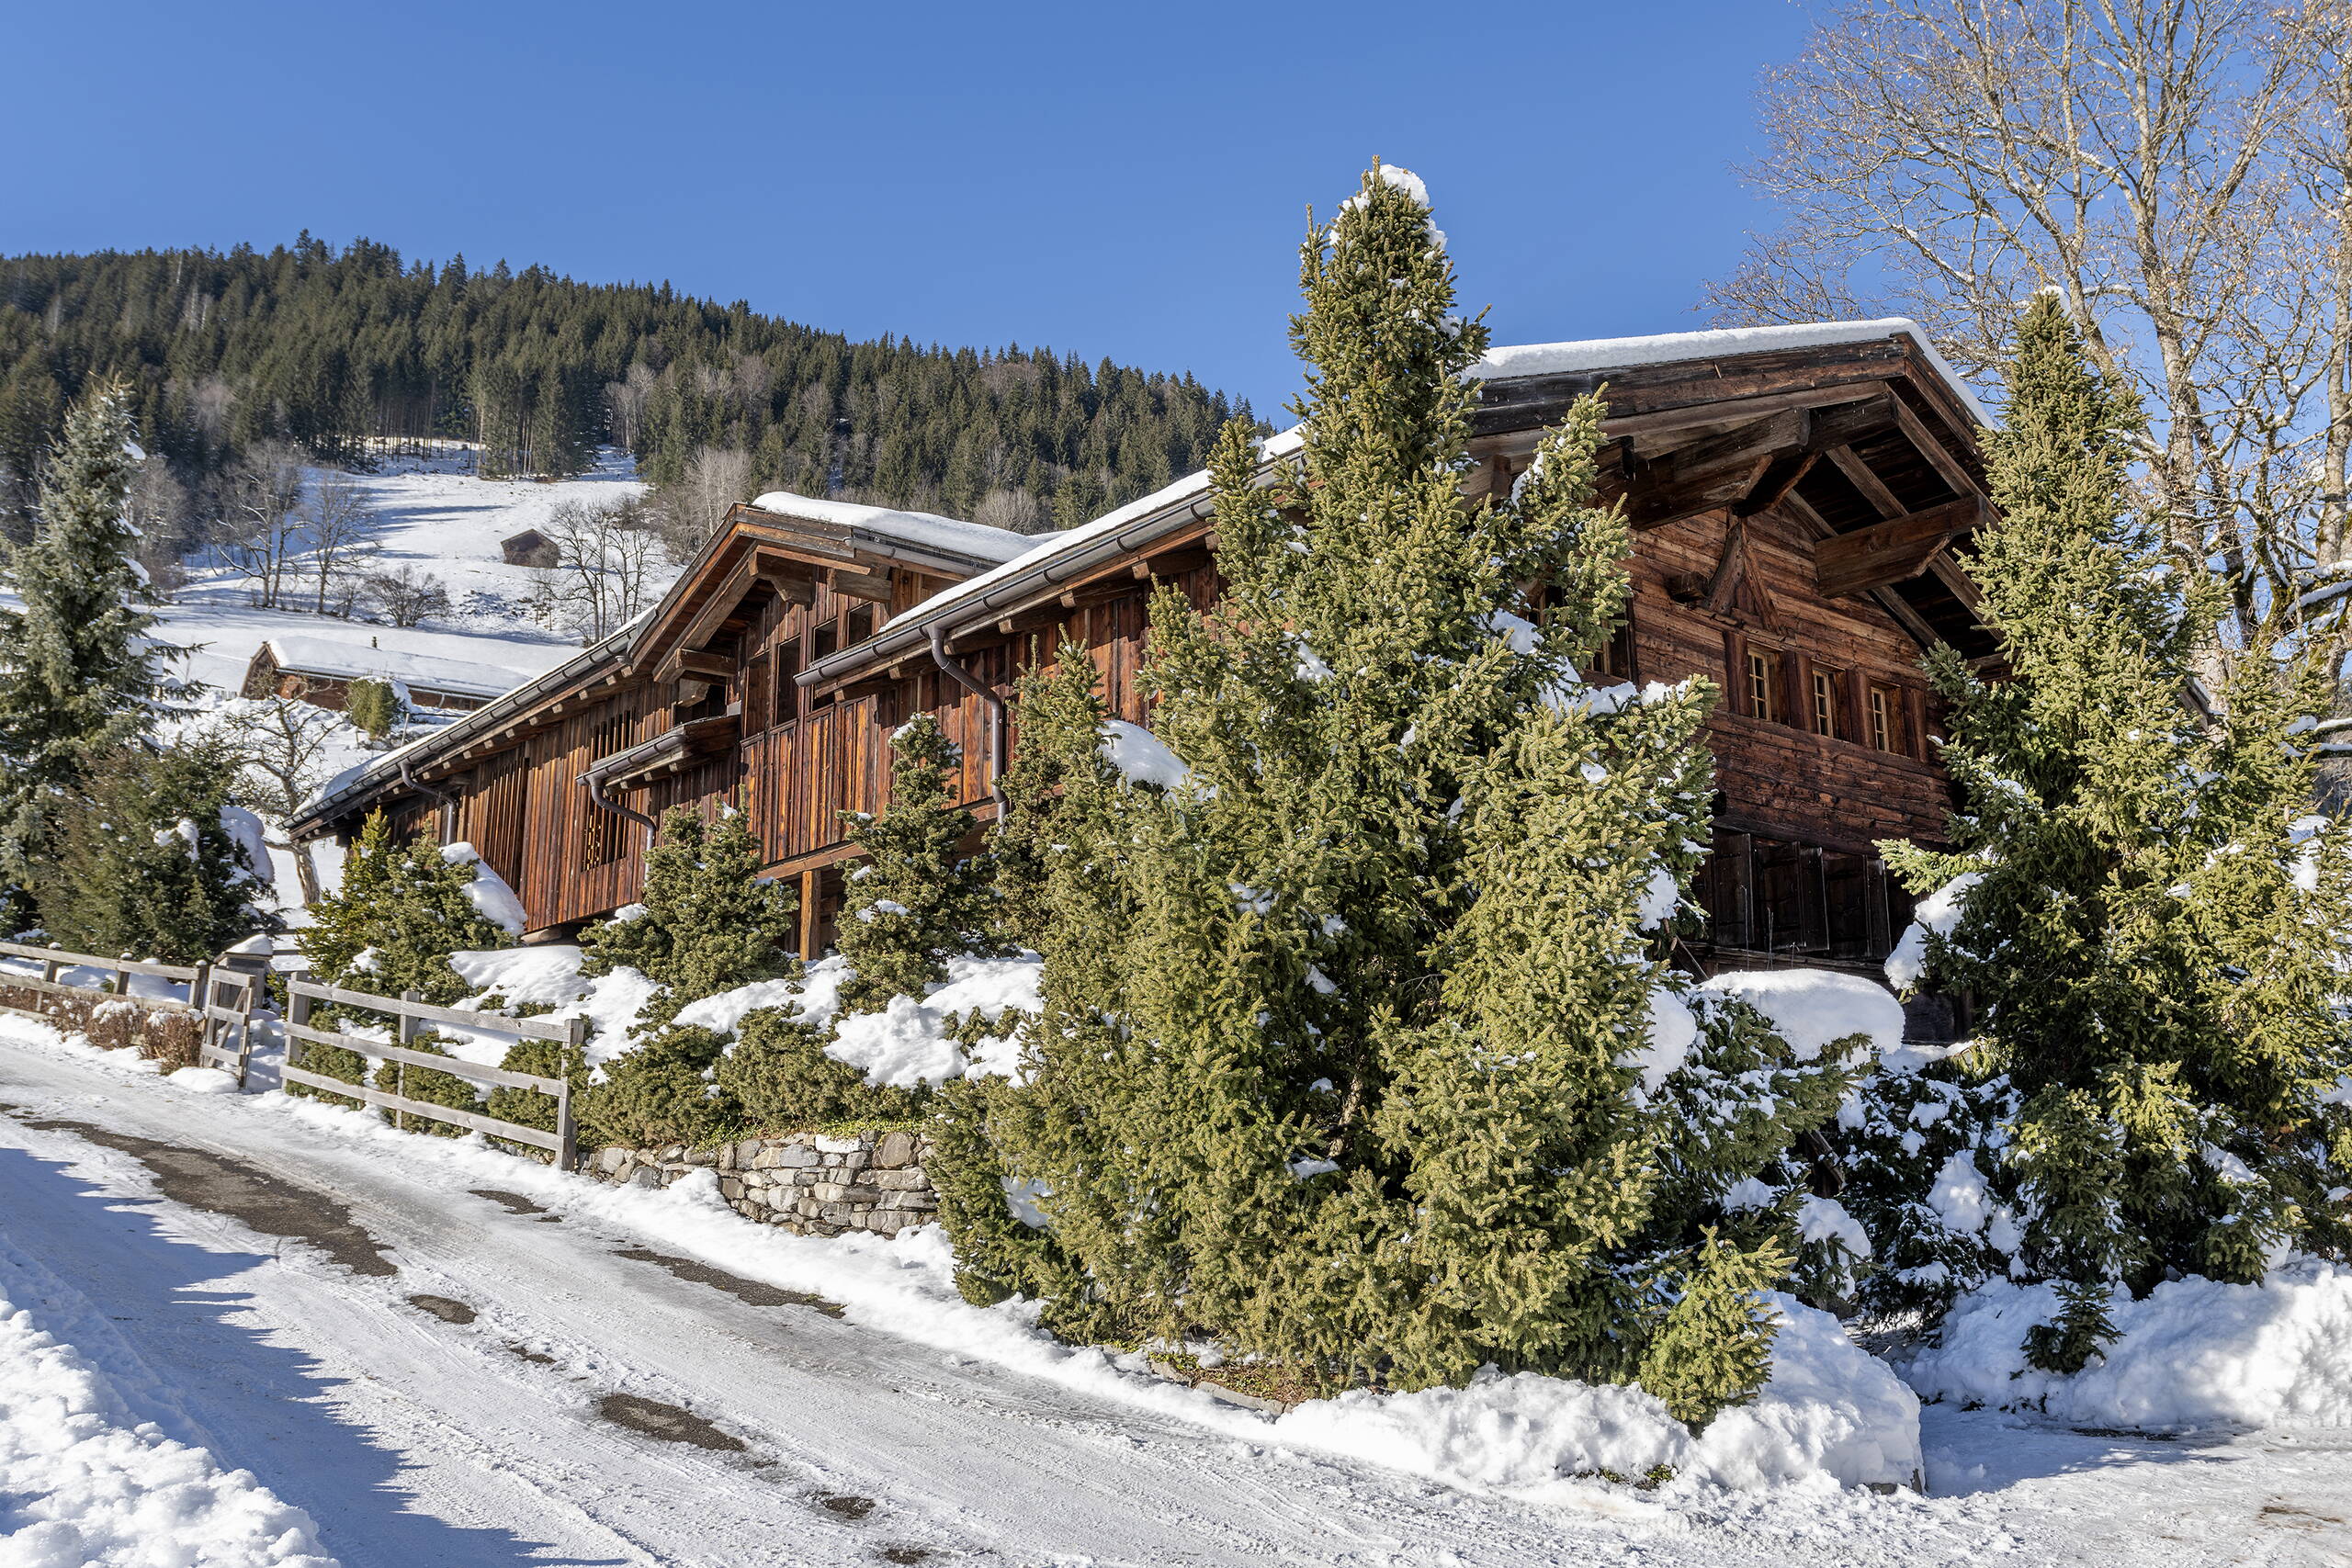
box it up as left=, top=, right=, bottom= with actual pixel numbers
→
left=0, top=237, right=1249, bottom=543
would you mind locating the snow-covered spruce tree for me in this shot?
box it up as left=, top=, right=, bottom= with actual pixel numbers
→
left=834, top=712, right=1001, bottom=1014
left=1872, top=293, right=2352, bottom=1368
left=297, top=811, right=513, bottom=1116
left=571, top=807, right=800, bottom=1150
left=40, top=741, right=274, bottom=964
left=0, top=379, right=189, bottom=928
left=944, top=165, right=1854, bottom=1412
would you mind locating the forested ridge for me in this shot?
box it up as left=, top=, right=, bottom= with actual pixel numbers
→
left=0, top=235, right=1250, bottom=537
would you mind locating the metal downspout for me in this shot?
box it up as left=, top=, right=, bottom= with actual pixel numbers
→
left=929, top=626, right=1008, bottom=813
left=398, top=758, right=457, bottom=840
left=582, top=772, right=660, bottom=832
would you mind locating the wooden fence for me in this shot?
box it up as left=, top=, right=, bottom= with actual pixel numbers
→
left=283, top=979, right=587, bottom=1169
left=0, top=939, right=265, bottom=1081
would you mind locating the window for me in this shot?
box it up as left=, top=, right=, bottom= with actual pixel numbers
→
left=1868, top=684, right=1907, bottom=756
left=744, top=650, right=774, bottom=732
left=1810, top=669, right=1840, bottom=739
left=1745, top=649, right=1782, bottom=723
left=812, top=615, right=839, bottom=662
left=844, top=604, right=875, bottom=648
left=579, top=712, right=632, bottom=867
left=775, top=640, right=802, bottom=725
left=1591, top=615, right=1635, bottom=681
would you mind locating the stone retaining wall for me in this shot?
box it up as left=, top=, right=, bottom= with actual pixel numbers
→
left=588, top=1127, right=937, bottom=1238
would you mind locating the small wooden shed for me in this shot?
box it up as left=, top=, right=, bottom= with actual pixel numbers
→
left=502, top=529, right=559, bottom=568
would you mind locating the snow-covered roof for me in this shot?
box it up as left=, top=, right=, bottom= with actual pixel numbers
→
left=1468, top=317, right=1992, bottom=426
left=801, top=318, right=1984, bottom=693
left=259, top=636, right=521, bottom=698
left=872, top=427, right=1306, bottom=645
left=746, top=491, right=1051, bottom=568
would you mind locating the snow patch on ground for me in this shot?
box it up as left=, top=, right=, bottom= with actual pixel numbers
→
left=1900, top=1261, right=2352, bottom=1430
left=0, top=1236, right=336, bottom=1566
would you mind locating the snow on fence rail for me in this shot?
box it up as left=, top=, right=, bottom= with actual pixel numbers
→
left=0, top=939, right=263, bottom=1081
left=283, top=978, right=586, bottom=1168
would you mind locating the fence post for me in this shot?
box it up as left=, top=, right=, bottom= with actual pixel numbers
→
left=555, top=1016, right=586, bottom=1173
left=288, top=982, right=311, bottom=1079
left=191, top=960, right=213, bottom=1064
left=233, top=976, right=259, bottom=1089
left=397, top=988, right=422, bottom=1132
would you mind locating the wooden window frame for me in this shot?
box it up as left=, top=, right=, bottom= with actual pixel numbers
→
left=1867, top=682, right=1911, bottom=757
left=1745, top=646, right=1783, bottom=725
left=1808, top=666, right=1841, bottom=739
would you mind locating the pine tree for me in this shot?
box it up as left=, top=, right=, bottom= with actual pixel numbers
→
left=345, top=679, right=402, bottom=741
left=571, top=807, right=799, bottom=1150
left=297, top=812, right=513, bottom=1113
left=944, top=165, right=1853, bottom=1412
left=834, top=713, right=999, bottom=1013
left=1876, top=292, right=2352, bottom=1369
left=0, top=380, right=187, bottom=925
left=39, top=742, right=273, bottom=963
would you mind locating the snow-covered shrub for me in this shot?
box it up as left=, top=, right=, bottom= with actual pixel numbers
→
left=716, top=1005, right=922, bottom=1130
left=566, top=807, right=797, bottom=1150
left=296, top=811, right=515, bottom=1110
left=833, top=711, right=1003, bottom=1015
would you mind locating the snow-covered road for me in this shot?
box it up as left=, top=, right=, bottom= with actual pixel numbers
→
left=0, top=1028, right=2346, bottom=1567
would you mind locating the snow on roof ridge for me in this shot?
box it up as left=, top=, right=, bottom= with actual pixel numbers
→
left=1471, top=317, right=1992, bottom=426
left=875, top=426, right=1308, bottom=638
left=746, top=491, right=1046, bottom=565
left=262, top=634, right=524, bottom=696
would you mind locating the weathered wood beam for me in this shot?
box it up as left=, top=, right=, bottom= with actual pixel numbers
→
left=1887, top=396, right=1982, bottom=498
left=1735, top=450, right=1819, bottom=516
left=1815, top=499, right=1984, bottom=598
left=824, top=565, right=894, bottom=603
left=1823, top=445, right=1908, bottom=520
left=751, top=549, right=817, bottom=604
left=675, top=649, right=733, bottom=682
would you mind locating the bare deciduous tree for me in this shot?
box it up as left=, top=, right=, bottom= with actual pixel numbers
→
left=302, top=468, right=380, bottom=616
left=124, top=455, right=191, bottom=597
left=1711, top=0, right=2352, bottom=666
left=198, top=695, right=352, bottom=902
left=364, top=564, right=451, bottom=627
left=528, top=496, right=665, bottom=642
left=217, top=440, right=306, bottom=609
left=972, top=486, right=1046, bottom=534
left=651, top=444, right=753, bottom=562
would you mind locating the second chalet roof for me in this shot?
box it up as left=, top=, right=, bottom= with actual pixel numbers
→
left=256, top=636, right=523, bottom=698
left=739, top=491, right=1056, bottom=574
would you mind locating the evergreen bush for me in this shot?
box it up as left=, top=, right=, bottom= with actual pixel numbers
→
left=344, top=679, right=402, bottom=741
left=296, top=811, right=513, bottom=1109
left=1870, top=293, right=2352, bottom=1369
left=566, top=807, right=797, bottom=1149
left=834, top=712, right=1001, bottom=1013
left=940, top=164, right=1853, bottom=1417
left=40, top=741, right=273, bottom=963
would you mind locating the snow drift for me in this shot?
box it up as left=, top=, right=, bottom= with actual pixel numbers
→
left=1900, top=1260, right=2352, bottom=1430
left=1274, top=1293, right=1920, bottom=1495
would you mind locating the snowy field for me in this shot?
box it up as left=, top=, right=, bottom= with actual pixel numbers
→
left=0, top=1020, right=2346, bottom=1567
left=156, top=449, right=649, bottom=700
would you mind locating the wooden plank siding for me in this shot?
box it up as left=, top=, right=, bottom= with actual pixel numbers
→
left=293, top=329, right=1992, bottom=964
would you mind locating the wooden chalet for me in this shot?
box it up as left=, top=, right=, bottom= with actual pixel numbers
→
left=290, top=319, right=1996, bottom=980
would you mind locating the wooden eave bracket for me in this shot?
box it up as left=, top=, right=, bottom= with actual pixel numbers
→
left=1814, top=498, right=1988, bottom=599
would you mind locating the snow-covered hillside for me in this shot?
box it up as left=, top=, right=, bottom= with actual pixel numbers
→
left=159, top=449, right=651, bottom=699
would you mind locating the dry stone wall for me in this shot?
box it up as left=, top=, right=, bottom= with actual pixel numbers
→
left=588, top=1128, right=937, bottom=1237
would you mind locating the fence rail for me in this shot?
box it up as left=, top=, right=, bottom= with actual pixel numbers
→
left=284, top=979, right=584, bottom=1168
left=0, top=941, right=585, bottom=1165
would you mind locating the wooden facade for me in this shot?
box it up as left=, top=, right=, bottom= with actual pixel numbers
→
left=291, top=321, right=1995, bottom=976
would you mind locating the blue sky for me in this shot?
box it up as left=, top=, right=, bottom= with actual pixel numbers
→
left=6, top=0, right=1813, bottom=415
